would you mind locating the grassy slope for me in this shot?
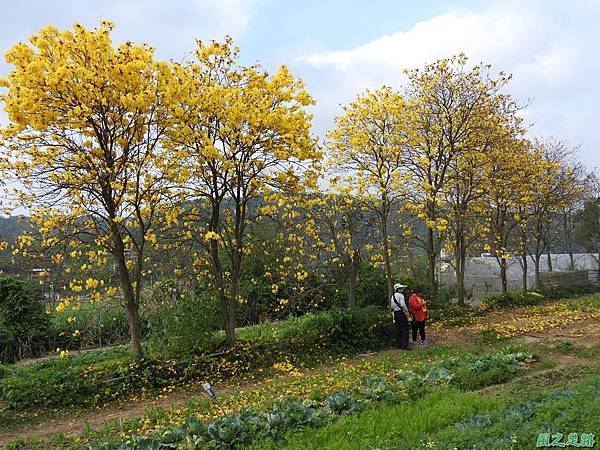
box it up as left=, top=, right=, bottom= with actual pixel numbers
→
left=249, top=353, right=600, bottom=450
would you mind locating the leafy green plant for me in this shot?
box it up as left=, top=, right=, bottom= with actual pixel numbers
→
left=453, top=413, right=492, bottom=430
left=424, top=367, right=454, bottom=384
left=0, top=276, right=50, bottom=363
left=450, top=353, right=525, bottom=391
left=182, top=416, right=207, bottom=436
left=324, top=391, right=358, bottom=415
left=207, top=414, right=246, bottom=448
left=555, top=340, right=574, bottom=351
left=361, top=375, right=393, bottom=401
left=239, top=409, right=268, bottom=440
left=280, top=399, right=318, bottom=427
left=394, top=370, right=423, bottom=392
left=265, top=412, right=286, bottom=436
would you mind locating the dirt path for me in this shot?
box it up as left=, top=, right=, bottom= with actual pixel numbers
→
left=2, top=300, right=600, bottom=446
left=1, top=390, right=199, bottom=444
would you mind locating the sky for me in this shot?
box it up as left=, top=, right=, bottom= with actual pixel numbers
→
left=1, top=0, right=598, bottom=168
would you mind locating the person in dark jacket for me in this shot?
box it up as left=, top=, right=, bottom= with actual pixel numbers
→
left=390, top=283, right=410, bottom=350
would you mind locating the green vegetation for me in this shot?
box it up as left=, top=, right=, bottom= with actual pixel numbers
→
left=51, top=297, right=130, bottom=351
left=0, top=276, right=50, bottom=363
left=250, top=391, right=501, bottom=450
left=0, top=306, right=393, bottom=410
left=2, top=291, right=600, bottom=448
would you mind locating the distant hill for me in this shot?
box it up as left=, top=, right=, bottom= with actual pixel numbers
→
left=0, top=215, right=31, bottom=242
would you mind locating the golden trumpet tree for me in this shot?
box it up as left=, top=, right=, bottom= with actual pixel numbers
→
left=309, top=187, right=374, bottom=306
left=0, top=22, right=179, bottom=360
left=403, top=55, right=516, bottom=302
left=164, top=38, right=320, bottom=345
left=484, top=139, right=539, bottom=293
left=261, top=191, right=324, bottom=316
left=444, top=109, right=526, bottom=305
left=328, top=87, right=410, bottom=300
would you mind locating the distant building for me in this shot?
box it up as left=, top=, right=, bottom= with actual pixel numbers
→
left=439, top=253, right=600, bottom=300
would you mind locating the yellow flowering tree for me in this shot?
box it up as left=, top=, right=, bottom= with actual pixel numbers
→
left=0, top=22, right=179, bottom=360
left=484, top=139, right=539, bottom=292
left=403, top=55, right=516, bottom=303
left=328, top=87, right=410, bottom=299
left=309, top=188, right=374, bottom=306
left=164, top=38, right=320, bottom=345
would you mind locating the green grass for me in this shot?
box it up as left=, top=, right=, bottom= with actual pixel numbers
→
left=561, top=292, right=600, bottom=310
left=418, top=373, right=600, bottom=450
left=249, top=390, right=502, bottom=450
left=248, top=365, right=600, bottom=450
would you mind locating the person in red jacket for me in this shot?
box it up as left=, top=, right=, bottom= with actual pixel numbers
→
left=408, top=285, right=429, bottom=347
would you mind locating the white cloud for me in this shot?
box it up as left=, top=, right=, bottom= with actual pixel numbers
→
left=296, top=0, right=600, bottom=167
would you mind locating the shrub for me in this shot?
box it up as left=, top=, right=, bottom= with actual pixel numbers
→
left=0, top=276, right=50, bottom=363
left=355, top=264, right=388, bottom=307
left=51, top=297, right=130, bottom=351
left=0, top=306, right=394, bottom=410
left=481, top=290, right=543, bottom=310
left=428, top=303, right=484, bottom=327
left=538, top=284, right=599, bottom=300
left=145, top=288, right=222, bottom=358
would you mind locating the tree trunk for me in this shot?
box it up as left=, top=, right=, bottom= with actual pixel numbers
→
left=547, top=253, right=553, bottom=272
left=125, top=300, right=143, bottom=360
left=522, top=253, right=528, bottom=291
left=224, top=245, right=243, bottom=346
left=224, top=298, right=236, bottom=346
left=534, top=254, right=542, bottom=288
left=426, top=226, right=437, bottom=301
left=347, top=249, right=360, bottom=306
left=111, top=225, right=144, bottom=361
left=564, top=215, right=575, bottom=270
left=461, top=236, right=468, bottom=300
left=568, top=249, right=575, bottom=271
left=456, top=232, right=467, bottom=306
left=381, top=216, right=393, bottom=301
left=500, top=259, right=508, bottom=293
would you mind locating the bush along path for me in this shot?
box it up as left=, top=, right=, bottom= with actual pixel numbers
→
left=0, top=307, right=392, bottom=411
